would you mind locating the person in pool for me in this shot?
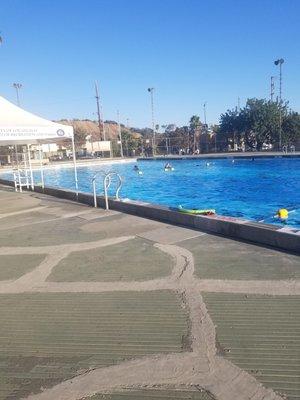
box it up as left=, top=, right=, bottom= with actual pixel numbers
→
left=133, top=165, right=143, bottom=175
left=164, top=162, right=173, bottom=170
left=276, top=208, right=288, bottom=223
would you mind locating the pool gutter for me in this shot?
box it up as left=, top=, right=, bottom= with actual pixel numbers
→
left=0, top=178, right=299, bottom=254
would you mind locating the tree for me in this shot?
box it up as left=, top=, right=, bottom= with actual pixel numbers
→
left=163, top=124, right=177, bottom=134
left=218, top=109, right=241, bottom=150
left=73, top=126, right=88, bottom=149
left=120, top=130, right=142, bottom=156
left=241, top=99, right=283, bottom=150
left=282, top=112, right=300, bottom=146
left=189, top=115, right=201, bottom=152
left=218, top=98, right=299, bottom=151
left=167, top=126, right=190, bottom=153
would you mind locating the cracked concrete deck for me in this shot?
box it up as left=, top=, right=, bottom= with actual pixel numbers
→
left=0, top=184, right=298, bottom=400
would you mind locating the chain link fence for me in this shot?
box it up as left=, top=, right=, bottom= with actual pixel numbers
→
left=0, top=136, right=299, bottom=167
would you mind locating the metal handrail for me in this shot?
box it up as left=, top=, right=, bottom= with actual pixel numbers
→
left=92, top=171, right=106, bottom=208
left=92, top=171, right=123, bottom=210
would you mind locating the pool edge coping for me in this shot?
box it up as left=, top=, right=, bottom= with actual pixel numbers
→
left=0, top=178, right=299, bottom=255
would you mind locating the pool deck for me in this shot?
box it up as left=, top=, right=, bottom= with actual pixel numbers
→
left=0, top=184, right=299, bottom=400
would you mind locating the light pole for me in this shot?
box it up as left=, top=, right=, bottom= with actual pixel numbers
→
left=270, top=76, right=275, bottom=101
left=147, top=87, right=155, bottom=156
left=274, top=58, right=284, bottom=102
left=13, top=83, right=22, bottom=106
left=274, top=58, right=284, bottom=150
left=203, top=102, right=207, bottom=126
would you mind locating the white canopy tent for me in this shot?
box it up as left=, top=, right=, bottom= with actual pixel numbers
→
left=0, top=96, right=78, bottom=192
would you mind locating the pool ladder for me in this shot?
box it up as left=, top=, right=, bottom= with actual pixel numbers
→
left=92, top=171, right=123, bottom=210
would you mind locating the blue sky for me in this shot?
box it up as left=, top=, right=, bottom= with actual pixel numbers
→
left=0, top=0, right=299, bottom=128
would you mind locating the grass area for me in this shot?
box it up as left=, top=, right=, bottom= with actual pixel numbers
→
left=181, top=235, right=300, bottom=280
left=48, top=238, right=173, bottom=282
left=0, top=291, right=188, bottom=399
left=0, top=254, right=45, bottom=280
left=203, top=293, right=300, bottom=400
left=84, top=388, right=215, bottom=400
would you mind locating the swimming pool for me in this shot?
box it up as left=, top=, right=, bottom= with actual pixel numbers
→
left=5, top=157, right=300, bottom=229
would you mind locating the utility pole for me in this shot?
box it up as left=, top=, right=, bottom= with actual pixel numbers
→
left=117, top=110, right=124, bottom=158
left=95, top=81, right=106, bottom=141
left=270, top=76, right=275, bottom=101
left=203, top=102, right=207, bottom=126
left=203, top=102, right=207, bottom=137
left=147, top=88, right=155, bottom=156
left=13, top=83, right=22, bottom=106
left=237, top=97, right=241, bottom=112
left=274, top=58, right=284, bottom=150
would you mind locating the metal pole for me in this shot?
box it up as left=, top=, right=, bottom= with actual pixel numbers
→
left=274, top=59, right=284, bottom=150
left=71, top=136, right=79, bottom=195
left=279, top=109, right=282, bottom=151
left=16, top=87, right=20, bottom=106
left=148, top=88, right=155, bottom=156
left=203, top=102, right=207, bottom=126
left=95, top=81, right=103, bottom=141
left=38, top=145, right=44, bottom=189
left=117, top=110, right=124, bottom=158
left=27, top=144, right=34, bottom=190
left=92, top=178, right=97, bottom=207
left=279, top=62, right=282, bottom=102
left=270, top=76, right=275, bottom=101
left=14, top=145, right=19, bottom=191
left=13, top=83, right=22, bottom=106
left=95, top=81, right=106, bottom=142
left=279, top=63, right=282, bottom=150
left=104, top=175, right=109, bottom=210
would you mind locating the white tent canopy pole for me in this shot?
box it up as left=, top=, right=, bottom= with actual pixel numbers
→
left=38, top=145, right=44, bottom=189
left=71, top=136, right=79, bottom=194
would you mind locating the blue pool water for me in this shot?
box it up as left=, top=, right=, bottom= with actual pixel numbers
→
left=6, top=157, right=300, bottom=228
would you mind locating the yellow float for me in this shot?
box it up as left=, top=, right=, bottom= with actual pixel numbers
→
left=276, top=208, right=288, bottom=220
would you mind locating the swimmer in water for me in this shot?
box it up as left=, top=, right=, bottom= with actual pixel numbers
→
left=133, top=165, right=143, bottom=175
left=164, top=162, right=172, bottom=170
left=275, top=208, right=288, bottom=224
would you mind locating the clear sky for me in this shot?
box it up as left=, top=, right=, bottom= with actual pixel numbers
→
left=0, top=0, right=299, bottom=128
